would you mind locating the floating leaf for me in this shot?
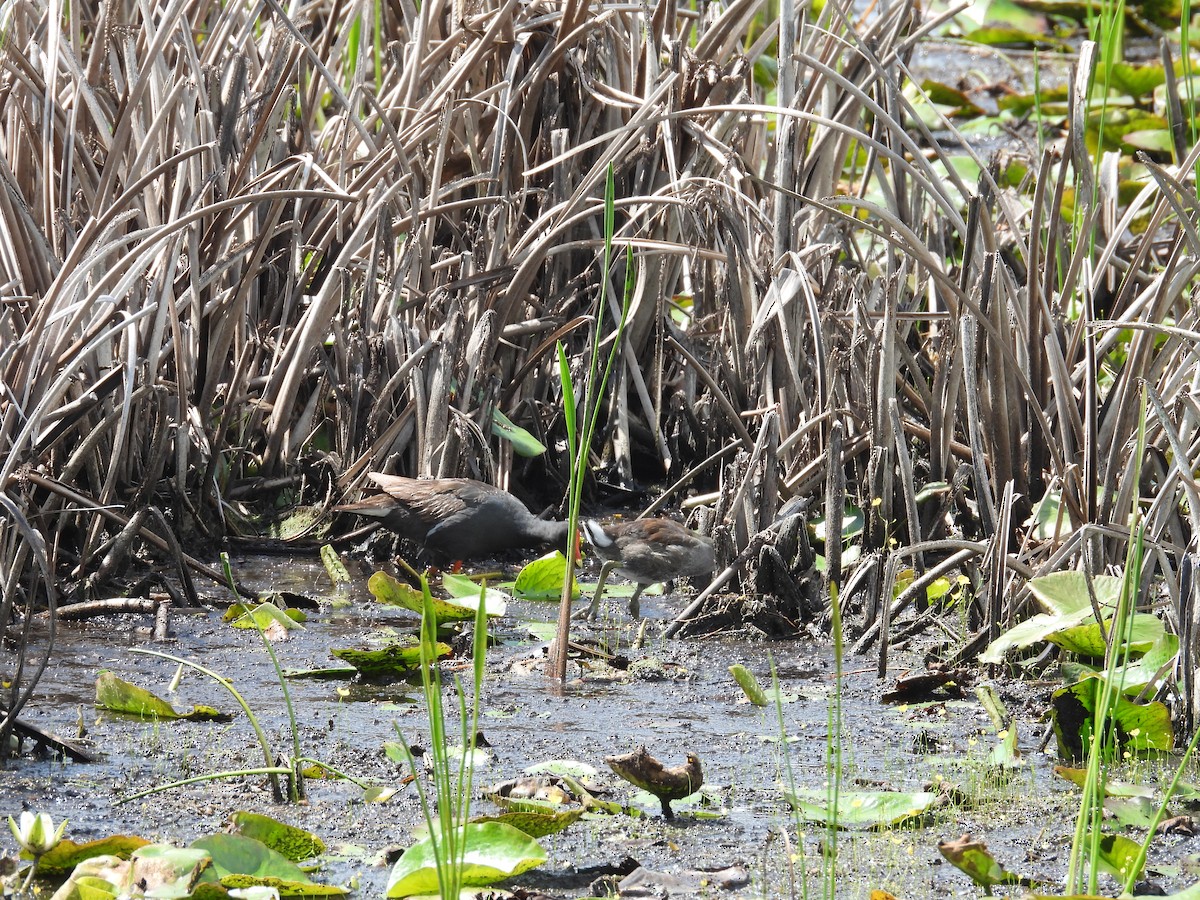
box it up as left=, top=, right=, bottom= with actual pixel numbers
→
left=1093, top=831, right=1143, bottom=880
left=937, top=835, right=1033, bottom=889
left=331, top=643, right=449, bottom=678
left=784, top=788, right=941, bottom=828
left=52, top=846, right=213, bottom=900
left=95, top=673, right=226, bottom=721
left=385, top=822, right=545, bottom=897
left=37, top=836, right=151, bottom=877
left=229, top=603, right=304, bottom=632
left=441, top=574, right=509, bottom=616
left=469, top=809, right=584, bottom=839
left=514, top=552, right=579, bottom=601
left=229, top=813, right=325, bottom=863
left=369, top=571, right=506, bottom=621
left=1047, top=613, right=1163, bottom=658
left=1051, top=675, right=1174, bottom=760
left=191, top=835, right=309, bottom=883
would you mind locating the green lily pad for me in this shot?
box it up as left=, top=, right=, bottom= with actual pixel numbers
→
left=37, top=836, right=151, bottom=877
left=95, top=673, right=226, bottom=721
left=190, top=835, right=309, bottom=883
left=1093, top=831, right=1143, bottom=880
left=229, top=603, right=305, bottom=632
left=468, top=808, right=584, bottom=839
left=1047, top=613, right=1163, bottom=658
left=1051, top=675, right=1174, bottom=760
left=440, top=574, right=509, bottom=616
left=369, top=571, right=505, bottom=621
left=54, top=846, right=213, bottom=900
left=229, top=813, right=326, bottom=862
left=980, top=572, right=1129, bottom=664
left=783, top=788, right=941, bottom=828
left=937, top=834, right=1032, bottom=889
left=331, top=643, right=449, bottom=678
left=514, top=552, right=579, bottom=601
left=385, top=822, right=546, bottom=897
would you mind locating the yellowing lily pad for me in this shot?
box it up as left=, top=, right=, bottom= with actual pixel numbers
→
left=95, top=673, right=226, bottom=722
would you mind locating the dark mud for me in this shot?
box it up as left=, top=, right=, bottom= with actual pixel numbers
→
left=2, top=554, right=1188, bottom=898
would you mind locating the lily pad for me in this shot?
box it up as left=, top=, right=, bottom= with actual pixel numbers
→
left=369, top=572, right=505, bottom=621
left=385, top=822, right=545, bottom=897
left=37, top=836, right=151, bottom=877
left=783, top=788, right=942, bottom=828
left=440, top=574, right=509, bottom=616
left=228, top=603, right=305, bottom=632
left=937, top=835, right=1033, bottom=889
left=331, top=643, right=449, bottom=678
left=229, top=814, right=325, bottom=863
left=469, top=808, right=584, bottom=839
left=513, top=552, right=579, bottom=601
left=1051, top=675, right=1174, bottom=760
left=1047, top=613, right=1163, bottom=658
left=190, top=835, right=308, bottom=883
left=95, top=673, right=226, bottom=722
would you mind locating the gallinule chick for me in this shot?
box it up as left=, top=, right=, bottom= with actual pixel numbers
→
left=336, top=473, right=570, bottom=560
left=578, top=518, right=715, bottom=619
left=605, top=746, right=704, bottom=819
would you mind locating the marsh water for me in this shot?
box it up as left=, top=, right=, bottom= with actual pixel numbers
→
left=0, top=554, right=1171, bottom=898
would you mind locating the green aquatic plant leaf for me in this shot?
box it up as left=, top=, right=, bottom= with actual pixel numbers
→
left=491, top=408, right=546, bottom=457
left=513, top=551, right=579, bottom=601
left=980, top=572, right=1130, bottom=664
left=937, top=834, right=1033, bottom=889
left=229, top=813, right=326, bottom=862
left=229, top=603, right=305, bottom=632
left=728, top=664, right=769, bottom=706
left=331, top=643, right=449, bottom=677
left=369, top=571, right=505, bottom=621
left=53, top=846, right=214, bottom=900
left=36, top=836, right=151, bottom=877
left=783, top=788, right=941, bottom=828
left=94, top=672, right=226, bottom=721
left=384, top=822, right=546, bottom=896
left=191, top=835, right=309, bottom=883
left=320, top=545, right=351, bottom=587
left=440, top=574, right=508, bottom=616
left=468, top=808, right=584, bottom=839
left=1051, top=675, right=1173, bottom=760
left=1046, top=613, right=1163, bottom=658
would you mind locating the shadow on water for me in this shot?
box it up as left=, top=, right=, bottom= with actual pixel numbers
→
left=3, top=554, right=1085, bottom=897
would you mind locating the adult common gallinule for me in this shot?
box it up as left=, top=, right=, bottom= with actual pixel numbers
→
left=578, top=518, right=715, bottom=619
left=336, top=473, right=570, bottom=560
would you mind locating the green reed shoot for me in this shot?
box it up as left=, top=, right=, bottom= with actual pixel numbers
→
left=548, top=163, right=633, bottom=679
left=391, top=576, right=489, bottom=898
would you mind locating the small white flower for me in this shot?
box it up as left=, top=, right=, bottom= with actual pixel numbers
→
left=7, top=812, right=67, bottom=857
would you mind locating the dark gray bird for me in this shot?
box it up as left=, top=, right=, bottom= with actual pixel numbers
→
left=336, top=473, right=570, bottom=560
left=578, top=518, right=715, bottom=619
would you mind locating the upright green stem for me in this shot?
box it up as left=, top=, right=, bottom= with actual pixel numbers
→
left=548, top=164, right=633, bottom=679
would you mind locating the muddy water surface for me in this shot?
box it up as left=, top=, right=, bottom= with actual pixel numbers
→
left=0, top=555, right=1123, bottom=897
